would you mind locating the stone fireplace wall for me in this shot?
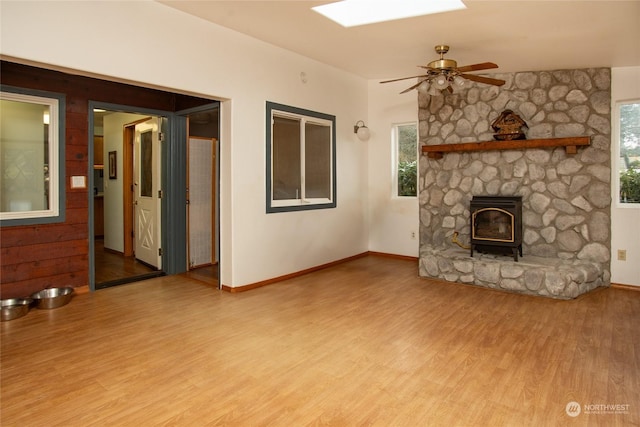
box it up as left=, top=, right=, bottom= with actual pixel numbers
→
left=418, top=68, right=611, bottom=298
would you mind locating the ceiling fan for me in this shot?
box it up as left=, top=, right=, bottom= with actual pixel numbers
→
left=381, top=45, right=506, bottom=94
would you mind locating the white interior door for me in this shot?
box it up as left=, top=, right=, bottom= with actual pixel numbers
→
left=134, top=118, right=161, bottom=269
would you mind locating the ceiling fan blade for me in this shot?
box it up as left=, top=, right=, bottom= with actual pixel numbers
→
left=460, top=73, right=506, bottom=86
left=456, top=62, right=498, bottom=72
left=400, top=80, right=425, bottom=94
left=380, top=75, right=429, bottom=84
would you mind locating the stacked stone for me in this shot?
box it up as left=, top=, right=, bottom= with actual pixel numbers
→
left=418, top=68, right=611, bottom=298
left=420, top=247, right=605, bottom=299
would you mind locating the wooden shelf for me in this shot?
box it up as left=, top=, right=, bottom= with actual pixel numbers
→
left=421, top=136, right=590, bottom=159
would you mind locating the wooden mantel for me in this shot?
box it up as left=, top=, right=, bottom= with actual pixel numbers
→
left=421, top=136, right=590, bottom=159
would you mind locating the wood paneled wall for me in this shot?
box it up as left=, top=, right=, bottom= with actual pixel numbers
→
left=0, top=61, right=211, bottom=298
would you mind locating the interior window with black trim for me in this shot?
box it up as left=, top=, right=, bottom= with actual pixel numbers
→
left=0, top=86, right=65, bottom=225
left=266, top=102, right=336, bottom=213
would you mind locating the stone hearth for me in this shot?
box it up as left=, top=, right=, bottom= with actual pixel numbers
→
left=420, top=246, right=605, bottom=299
left=418, top=68, right=611, bottom=299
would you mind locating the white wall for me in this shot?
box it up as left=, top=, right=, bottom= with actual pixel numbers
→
left=0, top=1, right=369, bottom=288
left=367, top=80, right=419, bottom=257
left=611, top=67, right=640, bottom=286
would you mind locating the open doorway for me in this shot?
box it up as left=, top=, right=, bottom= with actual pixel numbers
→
left=93, top=110, right=165, bottom=288
left=91, top=104, right=220, bottom=289
left=183, top=107, right=220, bottom=285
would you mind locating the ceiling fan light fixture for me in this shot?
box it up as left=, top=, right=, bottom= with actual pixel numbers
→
left=418, top=80, right=430, bottom=93
left=380, top=44, right=506, bottom=94
left=453, top=75, right=466, bottom=87
left=433, top=74, right=449, bottom=90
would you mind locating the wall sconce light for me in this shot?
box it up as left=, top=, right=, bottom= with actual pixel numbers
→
left=354, top=120, right=370, bottom=141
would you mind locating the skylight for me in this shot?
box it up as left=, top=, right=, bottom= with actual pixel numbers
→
left=312, top=0, right=467, bottom=28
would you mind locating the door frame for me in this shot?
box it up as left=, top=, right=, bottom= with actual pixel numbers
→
left=88, top=102, right=188, bottom=291
left=176, top=103, right=221, bottom=285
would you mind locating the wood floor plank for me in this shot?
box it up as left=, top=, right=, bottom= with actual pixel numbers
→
left=2, top=255, right=639, bottom=426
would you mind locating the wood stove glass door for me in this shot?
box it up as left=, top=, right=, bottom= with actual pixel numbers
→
left=472, top=208, right=514, bottom=242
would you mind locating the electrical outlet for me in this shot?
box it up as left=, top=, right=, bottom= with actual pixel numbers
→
left=617, top=249, right=627, bottom=261
left=411, top=231, right=416, bottom=240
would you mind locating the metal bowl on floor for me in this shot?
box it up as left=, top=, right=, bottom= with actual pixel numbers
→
left=1, top=298, right=33, bottom=321
left=31, top=287, right=74, bottom=309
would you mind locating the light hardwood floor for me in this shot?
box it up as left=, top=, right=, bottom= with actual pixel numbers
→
left=1, top=255, right=638, bottom=426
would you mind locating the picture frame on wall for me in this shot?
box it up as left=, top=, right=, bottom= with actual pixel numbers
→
left=108, top=151, right=117, bottom=179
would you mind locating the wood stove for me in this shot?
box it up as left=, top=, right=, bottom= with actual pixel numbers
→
left=470, top=196, right=523, bottom=261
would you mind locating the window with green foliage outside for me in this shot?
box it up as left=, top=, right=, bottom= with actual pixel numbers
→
left=394, top=123, right=418, bottom=197
left=618, top=101, right=640, bottom=204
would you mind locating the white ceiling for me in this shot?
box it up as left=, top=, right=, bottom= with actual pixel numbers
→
left=158, top=0, right=640, bottom=80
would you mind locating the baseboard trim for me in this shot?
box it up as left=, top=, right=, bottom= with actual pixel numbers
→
left=103, top=247, right=123, bottom=256
left=220, top=251, right=419, bottom=293
left=219, top=253, right=637, bottom=295
left=74, top=285, right=91, bottom=295
left=221, top=252, right=369, bottom=293
left=611, top=283, right=640, bottom=292
left=367, top=251, right=418, bottom=262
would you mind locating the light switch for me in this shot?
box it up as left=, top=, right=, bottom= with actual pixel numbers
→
left=71, top=176, right=86, bottom=189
